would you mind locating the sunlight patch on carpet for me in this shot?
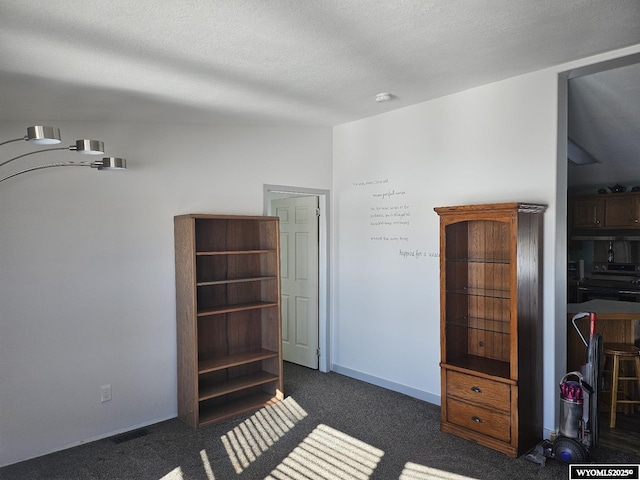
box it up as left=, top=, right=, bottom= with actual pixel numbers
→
left=200, top=449, right=216, bottom=479
left=399, top=462, right=480, bottom=480
left=221, top=396, right=308, bottom=474
left=266, top=424, right=384, bottom=480
left=159, top=466, right=184, bottom=480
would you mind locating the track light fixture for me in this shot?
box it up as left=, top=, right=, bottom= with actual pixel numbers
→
left=0, top=125, right=62, bottom=146
left=0, top=125, right=127, bottom=184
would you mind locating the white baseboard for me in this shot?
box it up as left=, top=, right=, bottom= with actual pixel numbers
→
left=1, top=414, right=176, bottom=468
left=331, top=364, right=441, bottom=406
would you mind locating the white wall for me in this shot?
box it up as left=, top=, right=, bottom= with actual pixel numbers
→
left=4, top=44, right=640, bottom=467
left=331, top=44, right=640, bottom=436
left=0, top=121, right=332, bottom=466
left=332, top=71, right=557, bottom=406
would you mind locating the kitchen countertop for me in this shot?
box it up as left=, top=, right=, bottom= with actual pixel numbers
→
left=567, top=299, right=640, bottom=314
left=566, top=299, right=640, bottom=372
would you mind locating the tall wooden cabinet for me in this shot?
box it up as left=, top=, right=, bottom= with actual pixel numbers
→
left=174, top=214, right=284, bottom=428
left=434, top=203, right=546, bottom=457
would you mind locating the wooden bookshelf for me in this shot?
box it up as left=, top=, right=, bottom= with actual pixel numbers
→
left=174, top=214, right=284, bottom=427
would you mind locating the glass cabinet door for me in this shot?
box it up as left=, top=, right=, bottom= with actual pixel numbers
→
left=443, top=219, right=512, bottom=378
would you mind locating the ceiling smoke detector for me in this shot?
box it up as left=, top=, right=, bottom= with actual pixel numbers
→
left=375, top=92, right=392, bottom=102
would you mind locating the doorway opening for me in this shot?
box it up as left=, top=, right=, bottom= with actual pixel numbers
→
left=560, top=51, right=640, bottom=455
left=264, top=185, right=330, bottom=373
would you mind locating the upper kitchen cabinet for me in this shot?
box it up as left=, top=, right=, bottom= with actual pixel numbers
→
left=572, top=197, right=604, bottom=228
left=571, top=193, right=640, bottom=230
left=604, top=195, right=640, bottom=228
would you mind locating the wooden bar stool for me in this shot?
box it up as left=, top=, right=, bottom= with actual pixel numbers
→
left=604, top=343, right=640, bottom=428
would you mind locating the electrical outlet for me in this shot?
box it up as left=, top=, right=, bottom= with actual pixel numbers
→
left=101, top=384, right=112, bottom=403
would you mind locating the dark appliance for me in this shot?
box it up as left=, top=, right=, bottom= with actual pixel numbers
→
left=576, top=262, right=640, bottom=302
left=526, top=312, right=602, bottom=465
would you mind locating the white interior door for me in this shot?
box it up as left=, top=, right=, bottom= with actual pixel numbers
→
left=273, top=195, right=319, bottom=369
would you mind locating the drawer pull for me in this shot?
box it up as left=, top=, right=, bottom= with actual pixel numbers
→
left=472, top=416, right=482, bottom=423
left=478, top=341, right=485, bottom=347
left=471, top=386, right=482, bottom=393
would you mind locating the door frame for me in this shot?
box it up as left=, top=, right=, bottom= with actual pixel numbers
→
left=557, top=51, right=640, bottom=438
left=264, top=184, right=330, bottom=373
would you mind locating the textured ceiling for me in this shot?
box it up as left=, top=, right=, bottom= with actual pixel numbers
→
left=1, top=0, right=639, bottom=127
left=569, top=62, right=640, bottom=189
left=1, top=1, right=639, bottom=188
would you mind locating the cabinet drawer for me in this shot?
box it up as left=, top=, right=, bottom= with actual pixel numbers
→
left=446, top=370, right=510, bottom=413
left=446, top=397, right=511, bottom=442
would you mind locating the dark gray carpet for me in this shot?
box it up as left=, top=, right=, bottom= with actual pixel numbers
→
left=2, top=362, right=639, bottom=480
